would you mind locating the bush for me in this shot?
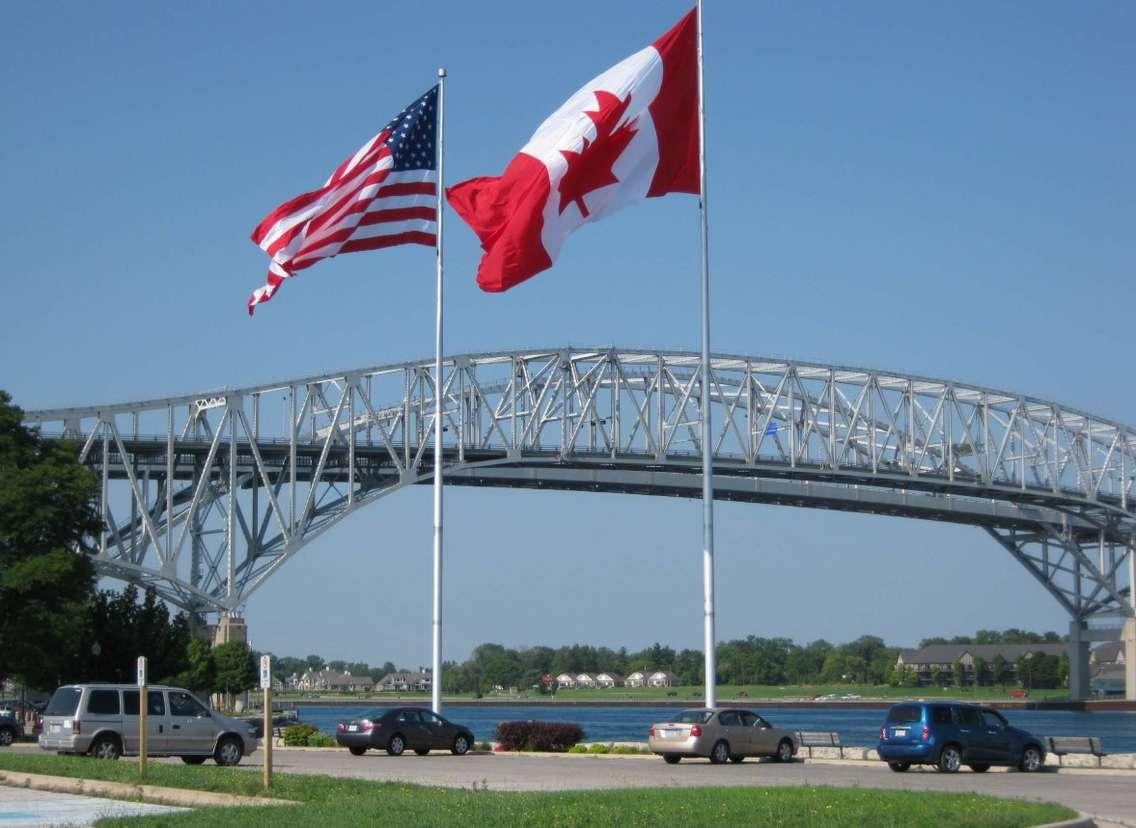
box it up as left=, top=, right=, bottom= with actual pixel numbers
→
left=474, top=741, right=493, bottom=752
left=495, top=721, right=584, bottom=752
left=568, top=744, right=588, bottom=753
left=588, top=743, right=608, bottom=754
left=282, top=723, right=331, bottom=747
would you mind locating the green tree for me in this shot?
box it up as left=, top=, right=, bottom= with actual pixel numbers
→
left=78, top=585, right=190, bottom=683
left=973, top=655, right=987, bottom=688
left=214, top=640, right=257, bottom=706
left=0, top=391, right=100, bottom=690
left=952, top=659, right=966, bottom=688
left=992, top=654, right=1009, bottom=688
left=176, top=637, right=217, bottom=693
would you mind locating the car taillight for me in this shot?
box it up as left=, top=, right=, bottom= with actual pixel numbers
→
left=880, top=727, right=886, bottom=740
left=337, top=722, right=345, bottom=732
left=921, top=726, right=930, bottom=741
left=363, top=720, right=379, bottom=733
left=73, top=720, right=81, bottom=734
left=648, top=725, right=655, bottom=736
left=690, top=725, right=702, bottom=737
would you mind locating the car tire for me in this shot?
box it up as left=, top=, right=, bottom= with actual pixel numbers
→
left=1019, top=745, right=1043, bottom=772
left=775, top=739, right=794, bottom=763
left=387, top=734, right=406, bottom=756
left=89, top=735, right=121, bottom=760
left=663, top=754, right=681, bottom=764
left=709, top=740, right=730, bottom=765
left=887, top=761, right=911, bottom=773
left=0, top=728, right=15, bottom=747
left=936, top=744, right=961, bottom=773
left=969, top=763, right=990, bottom=773
left=214, top=736, right=243, bottom=767
left=452, top=734, right=471, bottom=756
left=348, top=746, right=367, bottom=756
left=180, top=756, right=207, bottom=765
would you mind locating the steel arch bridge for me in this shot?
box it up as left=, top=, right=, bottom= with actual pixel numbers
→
left=23, top=346, right=1136, bottom=694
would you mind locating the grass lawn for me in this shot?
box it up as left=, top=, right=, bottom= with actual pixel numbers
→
left=0, top=752, right=1075, bottom=827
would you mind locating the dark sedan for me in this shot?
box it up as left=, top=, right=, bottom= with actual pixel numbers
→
left=335, top=707, right=474, bottom=757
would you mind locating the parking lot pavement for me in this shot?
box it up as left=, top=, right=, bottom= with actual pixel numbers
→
left=0, top=785, right=187, bottom=826
left=238, top=748, right=1136, bottom=826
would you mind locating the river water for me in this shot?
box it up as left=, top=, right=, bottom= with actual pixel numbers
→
left=297, top=704, right=1136, bottom=752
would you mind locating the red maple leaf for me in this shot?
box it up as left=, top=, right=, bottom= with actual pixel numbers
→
left=557, top=90, right=639, bottom=218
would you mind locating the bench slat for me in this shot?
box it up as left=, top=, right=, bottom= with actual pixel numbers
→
left=1046, top=736, right=1105, bottom=756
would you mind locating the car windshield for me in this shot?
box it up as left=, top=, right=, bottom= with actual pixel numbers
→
left=673, top=710, right=713, bottom=724
left=349, top=709, right=387, bottom=721
left=45, top=687, right=82, bottom=717
left=886, top=704, right=923, bottom=724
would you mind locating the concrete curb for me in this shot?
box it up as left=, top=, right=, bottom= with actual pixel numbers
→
left=1035, top=816, right=1097, bottom=828
left=0, top=770, right=296, bottom=809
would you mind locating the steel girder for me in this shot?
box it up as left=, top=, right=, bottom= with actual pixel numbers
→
left=20, top=346, right=1136, bottom=622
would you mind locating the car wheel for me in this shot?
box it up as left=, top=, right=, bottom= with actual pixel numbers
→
left=888, top=761, right=911, bottom=773
left=180, top=756, right=207, bottom=765
left=709, top=740, right=730, bottom=765
left=775, top=739, right=794, bottom=763
left=969, top=763, right=990, bottom=773
left=452, top=734, right=471, bottom=756
left=663, top=754, right=681, bottom=764
left=387, top=734, right=406, bottom=756
left=90, top=735, right=121, bottom=760
left=348, top=746, right=367, bottom=756
left=937, top=744, right=961, bottom=773
left=214, top=736, right=243, bottom=767
left=1019, top=745, right=1043, bottom=772
left=0, top=728, right=14, bottom=747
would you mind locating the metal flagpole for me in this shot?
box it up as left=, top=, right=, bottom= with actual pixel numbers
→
left=696, top=0, right=717, bottom=709
left=431, top=67, right=446, bottom=716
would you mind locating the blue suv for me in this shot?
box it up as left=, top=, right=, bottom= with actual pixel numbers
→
left=877, top=701, right=1045, bottom=773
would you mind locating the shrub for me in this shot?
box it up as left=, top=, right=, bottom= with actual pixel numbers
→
left=588, top=743, right=608, bottom=754
left=474, top=741, right=492, bottom=752
left=568, top=745, right=588, bottom=753
left=495, top=721, right=584, bottom=752
left=282, top=723, right=332, bottom=747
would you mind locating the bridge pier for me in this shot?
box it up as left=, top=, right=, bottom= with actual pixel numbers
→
left=1067, top=619, right=1090, bottom=701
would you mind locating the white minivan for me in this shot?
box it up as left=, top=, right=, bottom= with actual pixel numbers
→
left=39, top=684, right=257, bottom=765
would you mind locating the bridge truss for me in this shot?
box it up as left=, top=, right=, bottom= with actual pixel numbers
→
left=23, top=347, right=1136, bottom=692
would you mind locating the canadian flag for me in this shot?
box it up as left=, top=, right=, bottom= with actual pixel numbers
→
left=447, top=8, right=698, bottom=292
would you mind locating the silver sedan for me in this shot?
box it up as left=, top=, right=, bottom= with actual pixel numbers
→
left=648, top=708, right=799, bottom=764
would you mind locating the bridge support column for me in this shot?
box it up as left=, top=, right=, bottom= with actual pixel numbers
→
left=1125, top=618, right=1136, bottom=702
left=1067, top=619, right=1090, bottom=701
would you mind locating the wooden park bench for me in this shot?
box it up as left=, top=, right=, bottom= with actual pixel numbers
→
left=796, top=731, right=843, bottom=759
left=1046, top=736, right=1105, bottom=766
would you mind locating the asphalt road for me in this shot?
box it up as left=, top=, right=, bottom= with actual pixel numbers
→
left=242, top=748, right=1136, bottom=826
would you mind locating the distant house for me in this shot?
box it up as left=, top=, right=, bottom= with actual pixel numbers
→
left=295, top=670, right=372, bottom=693
left=378, top=670, right=432, bottom=692
left=595, top=672, right=623, bottom=688
left=575, top=673, right=597, bottom=689
left=1090, top=642, right=1127, bottom=697
left=625, top=671, right=647, bottom=688
left=555, top=673, right=576, bottom=689
left=895, top=644, right=1067, bottom=686
left=648, top=670, right=678, bottom=688
left=1091, top=642, right=1126, bottom=667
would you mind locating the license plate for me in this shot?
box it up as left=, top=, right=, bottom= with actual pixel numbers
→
left=893, top=728, right=907, bottom=737
left=50, top=724, right=61, bottom=734
left=663, top=728, right=679, bottom=738
left=348, top=725, right=358, bottom=732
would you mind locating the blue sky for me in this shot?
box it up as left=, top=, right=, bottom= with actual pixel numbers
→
left=2, top=2, right=1133, bottom=669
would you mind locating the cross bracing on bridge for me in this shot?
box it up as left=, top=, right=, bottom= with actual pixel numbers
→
left=23, top=347, right=1136, bottom=637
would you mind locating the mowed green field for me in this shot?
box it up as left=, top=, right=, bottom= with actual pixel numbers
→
left=0, top=753, right=1075, bottom=827
left=275, top=683, right=1067, bottom=704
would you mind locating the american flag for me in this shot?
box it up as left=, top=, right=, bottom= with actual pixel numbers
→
left=247, top=85, right=439, bottom=315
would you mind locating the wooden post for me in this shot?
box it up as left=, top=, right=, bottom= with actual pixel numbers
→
left=260, top=654, right=272, bottom=789
left=136, top=656, right=148, bottom=777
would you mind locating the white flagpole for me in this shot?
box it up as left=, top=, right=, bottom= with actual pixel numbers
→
left=431, top=67, right=446, bottom=716
left=696, top=0, right=717, bottom=709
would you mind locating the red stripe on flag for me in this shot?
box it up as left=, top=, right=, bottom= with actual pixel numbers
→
left=647, top=7, right=699, bottom=198
left=377, top=182, right=437, bottom=198
left=339, top=231, right=437, bottom=254
left=358, top=206, right=437, bottom=226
